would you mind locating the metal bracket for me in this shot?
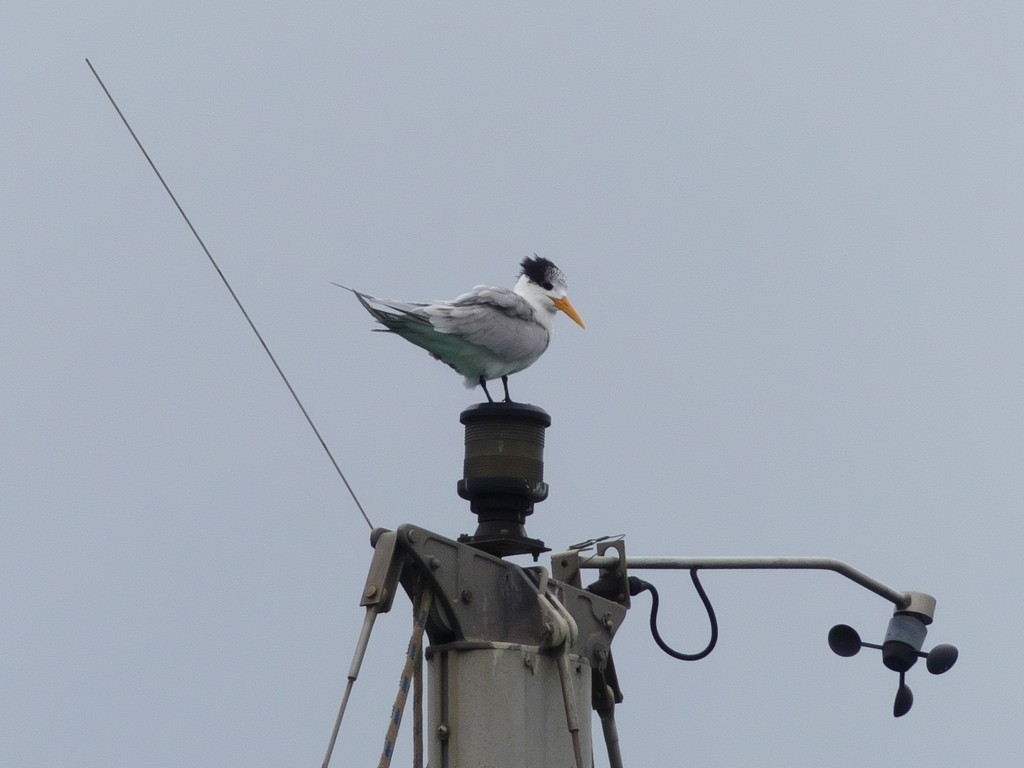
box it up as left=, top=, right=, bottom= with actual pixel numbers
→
left=359, top=529, right=406, bottom=613
left=390, top=523, right=627, bottom=674
left=594, top=539, right=630, bottom=608
left=551, top=549, right=583, bottom=588
left=552, top=540, right=630, bottom=607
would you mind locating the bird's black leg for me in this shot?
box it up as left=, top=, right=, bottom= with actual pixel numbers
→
left=479, top=376, right=495, bottom=403
left=501, top=375, right=512, bottom=403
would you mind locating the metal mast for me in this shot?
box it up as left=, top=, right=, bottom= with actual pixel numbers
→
left=326, top=402, right=958, bottom=767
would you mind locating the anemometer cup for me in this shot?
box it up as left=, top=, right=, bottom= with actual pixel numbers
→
left=828, top=592, right=957, bottom=717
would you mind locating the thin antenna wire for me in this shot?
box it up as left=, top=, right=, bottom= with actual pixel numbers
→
left=86, top=59, right=373, bottom=530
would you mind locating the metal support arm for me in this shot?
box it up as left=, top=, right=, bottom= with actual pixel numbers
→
left=575, top=555, right=916, bottom=611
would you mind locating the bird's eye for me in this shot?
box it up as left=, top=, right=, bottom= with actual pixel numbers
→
left=541, top=281, right=553, bottom=290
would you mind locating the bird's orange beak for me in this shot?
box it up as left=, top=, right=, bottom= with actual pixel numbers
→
left=553, top=296, right=586, bottom=329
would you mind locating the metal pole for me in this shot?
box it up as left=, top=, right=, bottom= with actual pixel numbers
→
left=579, top=555, right=911, bottom=608
left=322, top=606, right=381, bottom=768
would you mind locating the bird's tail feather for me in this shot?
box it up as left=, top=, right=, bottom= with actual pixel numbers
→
left=332, top=282, right=430, bottom=327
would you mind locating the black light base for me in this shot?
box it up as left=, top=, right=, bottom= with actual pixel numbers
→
left=457, top=530, right=549, bottom=559
left=457, top=402, right=551, bottom=558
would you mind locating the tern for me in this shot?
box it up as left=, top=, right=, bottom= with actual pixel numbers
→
left=336, top=256, right=585, bottom=402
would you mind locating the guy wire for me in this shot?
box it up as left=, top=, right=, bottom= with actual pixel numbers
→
left=86, top=59, right=373, bottom=530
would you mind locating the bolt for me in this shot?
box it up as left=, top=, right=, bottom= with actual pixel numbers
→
left=602, top=614, right=614, bottom=629
left=436, top=724, right=449, bottom=741
left=363, top=585, right=378, bottom=599
left=429, top=557, right=441, bottom=570
left=406, top=528, right=417, bottom=543
left=461, top=589, right=473, bottom=603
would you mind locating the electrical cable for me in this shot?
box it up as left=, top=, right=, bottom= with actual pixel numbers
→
left=629, top=569, right=719, bottom=661
left=85, top=59, right=372, bottom=530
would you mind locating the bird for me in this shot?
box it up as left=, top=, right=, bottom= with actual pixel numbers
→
left=336, top=255, right=585, bottom=403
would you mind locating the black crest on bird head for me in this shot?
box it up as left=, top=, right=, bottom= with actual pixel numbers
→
left=520, top=254, right=565, bottom=290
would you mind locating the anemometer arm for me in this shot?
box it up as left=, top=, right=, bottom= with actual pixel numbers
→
left=579, top=554, right=914, bottom=608
left=562, top=549, right=958, bottom=717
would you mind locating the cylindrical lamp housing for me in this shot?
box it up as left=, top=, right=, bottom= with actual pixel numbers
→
left=457, top=402, right=551, bottom=557
left=882, top=614, right=928, bottom=672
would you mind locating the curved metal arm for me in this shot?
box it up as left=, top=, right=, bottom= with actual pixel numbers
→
left=580, top=555, right=912, bottom=609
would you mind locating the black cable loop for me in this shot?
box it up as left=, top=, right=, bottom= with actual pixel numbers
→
left=629, top=569, right=719, bottom=661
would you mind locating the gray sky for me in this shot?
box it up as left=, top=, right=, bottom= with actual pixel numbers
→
left=4, top=3, right=1021, bottom=765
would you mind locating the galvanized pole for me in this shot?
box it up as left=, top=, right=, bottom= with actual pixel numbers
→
left=396, top=403, right=626, bottom=767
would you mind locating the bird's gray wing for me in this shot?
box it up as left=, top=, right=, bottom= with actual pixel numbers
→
left=421, top=286, right=550, bottom=367
left=336, top=282, right=549, bottom=380
left=450, top=286, right=536, bottom=322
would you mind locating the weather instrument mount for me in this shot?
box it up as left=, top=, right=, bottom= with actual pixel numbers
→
left=566, top=552, right=960, bottom=718
left=323, top=404, right=961, bottom=768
